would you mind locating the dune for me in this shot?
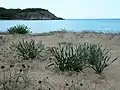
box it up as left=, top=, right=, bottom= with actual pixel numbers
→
left=0, top=32, right=120, bottom=90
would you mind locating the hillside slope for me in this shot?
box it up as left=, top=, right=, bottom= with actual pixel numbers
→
left=0, top=7, right=64, bottom=20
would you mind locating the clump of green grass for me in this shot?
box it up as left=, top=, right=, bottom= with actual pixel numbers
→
left=49, top=42, right=117, bottom=74
left=87, top=43, right=118, bottom=74
left=7, top=24, right=31, bottom=34
left=49, top=43, right=88, bottom=72
left=12, top=39, right=44, bottom=60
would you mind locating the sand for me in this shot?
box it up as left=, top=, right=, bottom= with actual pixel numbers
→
left=0, top=32, right=120, bottom=90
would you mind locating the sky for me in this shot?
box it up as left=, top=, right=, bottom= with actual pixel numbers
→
left=0, top=0, right=120, bottom=19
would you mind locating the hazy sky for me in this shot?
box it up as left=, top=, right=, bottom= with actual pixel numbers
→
left=0, top=0, right=120, bottom=19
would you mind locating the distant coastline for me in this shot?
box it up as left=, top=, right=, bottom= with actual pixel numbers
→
left=0, top=7, right=64, bottom=20
left=66, top=18, right=120, bottom=20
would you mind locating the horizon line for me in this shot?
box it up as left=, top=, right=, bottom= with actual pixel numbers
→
left=65, top=18, right=120, bottom=19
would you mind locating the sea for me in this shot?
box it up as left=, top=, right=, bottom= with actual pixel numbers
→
left=0, top=19, right=120, bottom=33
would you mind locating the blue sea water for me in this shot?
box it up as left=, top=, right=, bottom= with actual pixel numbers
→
left=0, top=19, right=120, bottom=33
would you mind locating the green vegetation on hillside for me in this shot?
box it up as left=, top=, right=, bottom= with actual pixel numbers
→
left=0, top=7, right=63, bottom=20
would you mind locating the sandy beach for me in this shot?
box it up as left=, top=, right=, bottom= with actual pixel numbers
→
left=0, top=32, right=120, bottom=90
